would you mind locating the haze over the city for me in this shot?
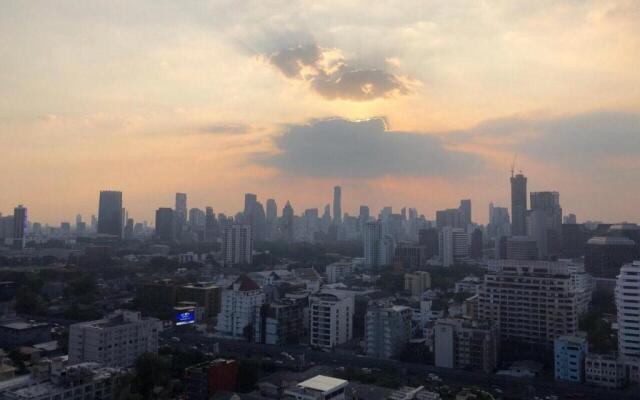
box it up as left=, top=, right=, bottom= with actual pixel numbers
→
left=1, top=1, right=639, bottom=224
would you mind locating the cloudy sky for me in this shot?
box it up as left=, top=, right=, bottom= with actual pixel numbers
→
left=1, top=0, right=639, bottom=224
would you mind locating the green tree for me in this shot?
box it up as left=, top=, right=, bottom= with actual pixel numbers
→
left=133, top=353, right=171, bottom=399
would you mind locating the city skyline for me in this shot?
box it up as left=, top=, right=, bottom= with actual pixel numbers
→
left=1, top=1, right=639, bottom=224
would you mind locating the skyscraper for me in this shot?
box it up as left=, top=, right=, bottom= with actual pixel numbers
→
left=459, top=199, right=472, bottom=228
left=155, top=207, right=175, bottom=241
left=175, top=192, right=187, bottom=236
left=333, top=186, right=342, bottom=225
left=280, top=201, right=294, bottom=242
left=13, top=205, right=27, bottom=249
left=510, top=173, right=527, bottom=236
left=266, top=198, right=277, bottom=240
left=529, top=191, right=563, bottom=258
left=363, top=220, right=394, bottom=268
left=97, top=191, right=123, bottom=237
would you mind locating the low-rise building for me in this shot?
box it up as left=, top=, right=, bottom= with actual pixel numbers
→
left=404, top=272, right=431, bottom=298
left=309, top=292, right=353, bottom=349
left=434, top=318, right=499, bottom=373
left=177, top=283, right=222, bottom=320
left=326, top=262, right=355, bottom=284
left=184, top=359, right=238, bottom=400
left=584, top=353, right=626, bottom=388
left=0, top=321, right=50, bottom=349
left=284, top=375, right=348, bottom=400
left=68, top=310, right=161, bottom=368
left=554, top=334, right=587, bottom=382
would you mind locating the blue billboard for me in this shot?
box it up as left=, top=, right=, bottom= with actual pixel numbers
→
left=176, top=310, right=195, bottom=326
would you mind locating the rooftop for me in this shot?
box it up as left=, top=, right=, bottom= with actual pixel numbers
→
left=298, top=375, right=348, bottom=392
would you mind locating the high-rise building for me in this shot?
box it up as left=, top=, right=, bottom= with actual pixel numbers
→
left=222, top=224, right=252, bottom=267
left=365, top=304, right=412, bottom=359
left=266, top=198, right=277, bottom=240
left=434, top=318, right=499, bottom=373
left=309, top=292, right=354, bottom=349
left=205, top=207, right=218, bottom=241
left=175, top=192, right=187, bottom=235
left=363, top=220, right=394, bottom=268
left=124, top=218, right=134, bottom=239
left=155, top=207, right=175, bottom=241
left=418, top=228, right=439, bottom=259
left=97, top=191, right=123, bottom=237
left=436, top=208, right=462, bottom=229
left=585, top=236, right=637, bottom=278
left=69, top=310, right=161, bottom=367
left=280, top=201, right=294, bottom=242
left=510, top=173, right=527, bottom=236
left=253, top=299, right=304, bottom=345
left=529, top=191, right=563, bottom=258
left=506, top=236, right=538, bottom=260
left=216, top=275, right=264, bottom=338
left=439, top=227, right=469, bottom=267
left=12, top=205, right=27, bottom=248
left=459, top=199, right=472, bottom=228
left=479, top=260, right=581, bottom=359
left=616, top=261, right=640, bottom=360
left=333, top=186, right=342, bottom=225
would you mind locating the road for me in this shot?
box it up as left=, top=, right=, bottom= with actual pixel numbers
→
left=164, top=328, right=640, bottom=400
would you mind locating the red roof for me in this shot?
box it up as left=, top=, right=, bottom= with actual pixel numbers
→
left=229, top=275, right=260, bottom=291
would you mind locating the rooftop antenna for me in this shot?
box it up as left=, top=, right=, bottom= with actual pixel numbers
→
left=510, top=154, right=517, bottom=178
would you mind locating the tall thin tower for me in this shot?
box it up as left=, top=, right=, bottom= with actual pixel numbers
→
left=333, top=186, right=342, bottom=225
left=510, top=168, right=527, bottom=236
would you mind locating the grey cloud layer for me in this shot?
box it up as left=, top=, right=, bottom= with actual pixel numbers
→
left=261, top=118, right=483, bottom=178
left=268, top=44, right=411, bottom=101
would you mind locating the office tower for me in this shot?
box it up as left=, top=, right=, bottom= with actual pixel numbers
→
left=280, top=201, right=294, bottom=242
left=470, top=228, right=483, bottom=259
left=222, top=224, right=252, bottom=267
left=436, top=208, right=462, bottom=229
left=69, top=310, right=161, bottom=367
left=244, top=193, right=257, bottom=215
left=365, top=304, right=412, bottom=359
left=175, top=192, right=187, bottom=235
left=439, top=227, right=469, bottom=267
left=506, top=236, right=539, bottom=260
left=216, top=275, right=264, bottom=338
left=309, top=292, right=354, bottom=349
left=363, top=220, right=394, bottom=268
left=155, top=207, right=175, bottom=241
left=124, top=218, right=134, bottom=239
left=529, top=191, right=563, bottom=258
left=266, top=198, right=277, bottom=240
left=616, top=261, right=640, bottom=360
left=434, top=318, right=499, bottom=373
left=189, top=208, right=206, bottom=228
left=75, top=214, right=82, bottom=225
left=253, top=299, right=304, bottom=345
left=320, top=204, right=331, bottom=233
left=510, top=172, right=527, bottom=236
left=303, top=208, right=319, bottom=241
left=394, top=243, right=428, bottom=269
left=176, top=283, right=222, bottom=320
left=561, top=223, right=588, bottom=258
left=90, top=214, right=98, bottom=232
left=479, top=260, right=581, bottom=359
left=380, top=206, right=392, bottom=221
left=488, top=203, right=510, bottom=239
left=459, top=199, right=472, bottom=228
left=326, top=261, right=355, bottom=284
left=97, top=191, right=123, bottom=237
left=13, top=205, right=27, bottom=248
left=205, top=207, right=217, bottom=241
left=554, top=334, right=588, bottom=382
left=333, top=186, right=342, bottom=225
left=418, top=228, right=439, bottom=259
left=585, top=236, right=636, bottom=278
left=404, top=271, right=431, bottom=298
left=358, top=205, right=370, bottom=234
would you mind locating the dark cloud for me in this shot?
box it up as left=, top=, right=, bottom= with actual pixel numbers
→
left=458, top=111, right=640, bottom=166
left=260, top=117, right=484, bottom=178
left=200, top=123, right=250, bottom=135
left=268, top=44, right=412, bottom=101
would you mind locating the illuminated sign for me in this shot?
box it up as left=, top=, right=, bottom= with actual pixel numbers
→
left=176, top=310, right=195, bottom=326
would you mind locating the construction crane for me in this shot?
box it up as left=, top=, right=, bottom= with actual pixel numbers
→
left=510, top=154, right=517, bottom=178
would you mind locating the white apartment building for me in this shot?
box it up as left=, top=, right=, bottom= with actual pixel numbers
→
left=68, top=310, right=161, bottom=368
left=222, top=224, right=252, bottom=267
left=216, top=275, right=264, bottom=338
left=309, top=292, right=354, bottom=349
left=326, top=261, right=355, bottom=284
left=479, top=260, right=581, bottom=351
left=616, top=261, right=640, bottom=360
left=365, top=304, right=412, bottom=359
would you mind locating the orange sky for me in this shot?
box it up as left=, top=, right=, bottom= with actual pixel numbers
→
left=0, top=1, right=639, bottom=225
